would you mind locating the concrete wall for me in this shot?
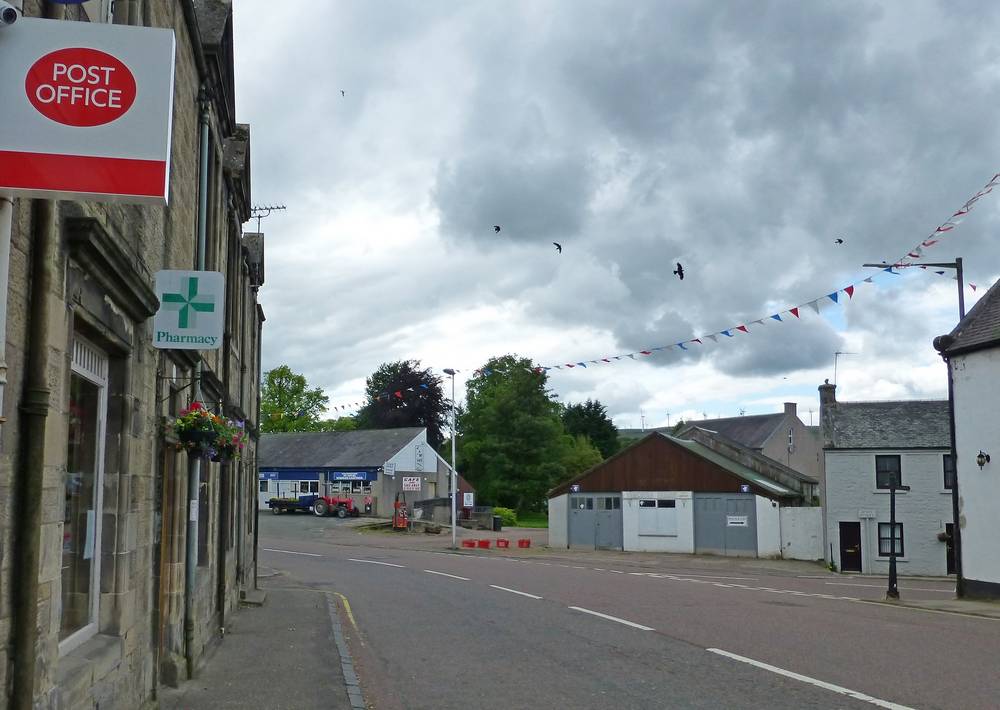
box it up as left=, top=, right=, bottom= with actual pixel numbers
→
left=780, top=507, right=823, bottom=560
left=755, top=496, right=781, bottom=559
left=825, top=450, right=952, bottom=576
left=952, top=348, right=1000, bottom=595
left=547, top=494, right=568, bottom=548
left=622, top=491, right=694, bottom=553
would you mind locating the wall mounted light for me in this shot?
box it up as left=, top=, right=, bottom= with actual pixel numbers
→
left=977, top=450, right=991, bottom=469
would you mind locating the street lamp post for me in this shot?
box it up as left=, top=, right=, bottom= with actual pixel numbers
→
left=866, top=258, right=966, bottom=597
left=443, top=368, right=457, bottom=550
left=886, top=473, right=910, bottom=600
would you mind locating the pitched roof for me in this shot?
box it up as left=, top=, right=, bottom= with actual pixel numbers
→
left=260, top=428, right=424, bottom=469
left=939, top=277, right=1000, bottom=356
left=675, top=413, right=786, bottom=449
left=683, top=426, right=818, bottom=484
left=826, top=401, right=950, bottom=449
left=668, top=436, right=798, bottom=497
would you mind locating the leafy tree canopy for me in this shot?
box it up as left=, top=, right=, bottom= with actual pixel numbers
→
left=317, top=416, right=358, bottom=432
left=459, top=354, right=587, bottom=511
left=355, top=360, right=448, bottom=448
left=561, top=399, right=620, bottom=459
left=260, top=365, right=329, bottom=433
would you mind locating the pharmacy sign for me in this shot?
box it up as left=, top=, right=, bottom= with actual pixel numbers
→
left=152, top=270, right=224, bottom=350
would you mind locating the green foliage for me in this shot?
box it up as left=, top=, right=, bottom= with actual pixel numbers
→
left=514, top=511, right=549, bottom=528
left=260, top=365, right=329, bottom=433
left=459, top=355, right=598, bottom=512
left=355, top=360, right=448, bottom=448
left=317, top=416, right=358, bottom=432
left=561, top=399, right=619, bottom=458
left=493, top=507, right=518, bottom=526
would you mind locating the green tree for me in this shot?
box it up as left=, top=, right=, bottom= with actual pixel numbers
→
left=560, top=434, right=603, bottom=476
left=316, top=416, right=358, bottom=432
left=355, top=360, right=448, bottom=448
left=561, top=399, right=620, bottom=459
left=260, top=365, right=329, bottom=433
left=458, top=354, right=568, bottom=511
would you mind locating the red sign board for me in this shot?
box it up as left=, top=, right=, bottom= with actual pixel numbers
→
left=26, top=48, right=137, bottom=127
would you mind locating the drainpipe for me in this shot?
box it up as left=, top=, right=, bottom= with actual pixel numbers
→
left=184, top=90, right=210, bottom=679
left=11, top=198, right=57, bottom=710
left=934, top=336, right=964, bottom=597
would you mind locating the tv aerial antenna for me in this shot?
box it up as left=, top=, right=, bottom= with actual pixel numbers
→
left=250, top=204, right=286, bottom=233
left=834, top=351, right=858, bottom=386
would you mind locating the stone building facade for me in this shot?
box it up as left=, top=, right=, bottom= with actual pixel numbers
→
left=0, top=2, right=263, bottom=708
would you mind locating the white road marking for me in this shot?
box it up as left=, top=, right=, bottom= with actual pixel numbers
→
left=348, top=558, right=405, bottom=568
left=262, top=548, right=322, bottom=557
left=569, top=606, right=654, bottom=631
left=592, top=568, right=606, bottom=571
left=490, top=585, right=542, bottom=600
left=707, top=648, right=916, bottom=709
left=609, top=570, right=625, bottom=574
left=825, top=582, right=955, bottom=593
left=424, top=570, right=470, bottom=581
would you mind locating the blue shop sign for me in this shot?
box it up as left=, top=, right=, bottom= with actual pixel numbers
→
left=330, top=470, right=377, bottom=482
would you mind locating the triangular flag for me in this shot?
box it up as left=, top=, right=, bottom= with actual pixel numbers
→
left=602, top=358, right=610, bottom=363
left=692, top=338, right=702, bottom=345
left=844, top=285, right=854, bottom=299
left=613, top=356, right=622, bottom=360
left=971, top=284, right=978, bottom=291
left=863, top=276, right=873, bottom=283
left=721, top=330, right=733, bottom=337
left=789, top=308, right=800, bottom=318
left=420, top=383, right=429, bottom=389
left=577, top=362, right=588, bottom=368
left=627, top=354, right=636, bottom=360
left=676, top=342, right=688, bottom=350
left=565, top=364, right=575, bottom=368
left=883, top=267, right=897, bottom=274
left=639, top=350, right=652, bottom=355
left=736, top=325, right=749, bottom=333
left=935, top=270, right=945, bottom=275
left=590, top=360, right=599, bottom=364
left=827, top=292, right=839, bottom=303
left=394, top=391, right=403, bottom=399
left=706, top=334, right=719, bottom=343
left=770, top=314, right=782, bottom=322
left=752, top=319, right=764, bottom=325
left=808, top=300, right=820, bottom=314
left=406, top=387, right=414, bottom=391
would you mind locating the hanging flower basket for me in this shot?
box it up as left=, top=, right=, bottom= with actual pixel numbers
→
left=169, top=402, right=247, bottom=460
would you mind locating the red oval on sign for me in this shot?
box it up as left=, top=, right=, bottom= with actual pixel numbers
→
left=25, top=47, right=137, bottom=127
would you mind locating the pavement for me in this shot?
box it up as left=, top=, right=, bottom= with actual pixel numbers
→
left=862, top=595, right=1000, bottom=619
left=158, top=566, right=363, bottom=710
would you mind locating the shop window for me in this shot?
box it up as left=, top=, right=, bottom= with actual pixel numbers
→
left=259, top=480, right=268, bottom=493
left=60, top=337, right=108, bottom=650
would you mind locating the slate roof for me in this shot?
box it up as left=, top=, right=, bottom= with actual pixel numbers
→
left=260, top=428, right=424, bottom=469
left=827, top=401, right=950, bottom=450
left=675, top=413, right=786, bottom=449
left=683, top=426, right=818, bottom=484
left=939, top=277, right=1000, bottom=356
left=668, top=436, right=798, bottom=498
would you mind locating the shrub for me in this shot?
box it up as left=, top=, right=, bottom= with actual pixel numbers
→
left=493, top=507, right=518, bottom=527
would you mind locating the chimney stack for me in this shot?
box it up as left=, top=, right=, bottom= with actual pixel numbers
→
left=783, top=402, right=796, bottom=417
left=818, top=379, right=837, bottom=448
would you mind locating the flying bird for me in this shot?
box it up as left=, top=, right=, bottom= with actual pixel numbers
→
left=493, top=225, right=501, bottom=233
left=340, top=90, right=345, bottom=97
left=673, top=262, right=684, bottom=280
left=553, top=242, right=562, bottom=253
left=834, top=237, right=844, bottom=244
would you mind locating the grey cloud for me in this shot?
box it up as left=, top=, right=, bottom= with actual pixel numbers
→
left=712, top=317, right=844, bottom=377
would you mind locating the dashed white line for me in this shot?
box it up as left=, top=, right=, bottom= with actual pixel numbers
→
left=707, top=649, right=915, bottom=709
left=424, top=570, right=470, bottom=581
left=569, top=606, right=654, bottom=631
left=490, top=585, right=542, bottom=600
left=348, top=558, right=405, bottom=568
left=262, top=548, right=322, bottom=557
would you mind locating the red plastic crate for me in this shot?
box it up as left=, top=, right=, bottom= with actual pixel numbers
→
left=496, top=539, right=510, bottom=548
left=477, top=539, right=491, bottom=549
left=461, top=539, right=476, bottom=548
left=517, top=539, right=531, bottom=548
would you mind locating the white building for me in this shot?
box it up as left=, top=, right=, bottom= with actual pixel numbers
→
left=819, top=383, right=953, bottom=576
left=935, top=277, right=1000, bottom=599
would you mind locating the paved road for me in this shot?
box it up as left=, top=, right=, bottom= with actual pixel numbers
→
left=259, top=514, right=993, bottom=709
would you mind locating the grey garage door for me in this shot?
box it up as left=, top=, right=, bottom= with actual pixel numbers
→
left=694, top=493, right=757, bottom=557
left=568, top=494, right=622, bottom=550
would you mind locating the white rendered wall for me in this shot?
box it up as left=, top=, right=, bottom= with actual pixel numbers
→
left=622, top=492, right=694, bottom=553
left=780, top=507, right=823, bottom=560
left=755, top=496, right=782, bottom=559
left=825, top=449, right=952, bottom=575
left=548, top=494, right=568, bottom=548
left=952, top=349, right=1000, bottom=587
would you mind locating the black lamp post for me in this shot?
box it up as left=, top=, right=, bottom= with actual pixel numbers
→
left=886, top=472, right=911, bottom=600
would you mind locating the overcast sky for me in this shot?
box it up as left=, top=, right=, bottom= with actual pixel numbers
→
left=233, top=1, right=1000, bottom=430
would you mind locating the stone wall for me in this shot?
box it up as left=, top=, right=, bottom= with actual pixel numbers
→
left=0, top=2, right=262, bottom=708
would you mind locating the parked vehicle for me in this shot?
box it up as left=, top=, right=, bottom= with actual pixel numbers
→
left=266, top=481, right=360, bottom=518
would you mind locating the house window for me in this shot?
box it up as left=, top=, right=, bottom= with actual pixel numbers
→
left=878, top=523, right=904, bottom=557
left=60, top=337, right=108, bottom=649
left=788, top=428, right=794, bottom=452
left=875, top=455, right=902, bottom=490
left=259, top=480, right=268, bottom=493
left=943, top=454, right=955, bottom=490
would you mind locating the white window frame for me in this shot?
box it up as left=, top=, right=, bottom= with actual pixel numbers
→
left=59, top=336, right=108, bottom=655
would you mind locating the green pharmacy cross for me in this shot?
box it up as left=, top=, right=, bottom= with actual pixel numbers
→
left=161, top=276, right=216, bottom=328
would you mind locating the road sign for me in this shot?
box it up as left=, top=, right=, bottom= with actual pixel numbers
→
left=152, top=271, right=224, bottom=350
left=384, top=462, right=396, bottom=477
left=739, top=484, right=750, bottom=494
left=0, top=17, right=175, bottom=203
left=402, top=477, right=420, bottom=492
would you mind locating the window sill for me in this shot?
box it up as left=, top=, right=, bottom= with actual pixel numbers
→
left=941, top=490, right=954, bottom=495
left=58, top=633, right=123, bottom=689
left=638, top=533, right=678, bottom=538
left=872, top=490, right=907, bottom=495
left=876, top=557, right=908, bottom=562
